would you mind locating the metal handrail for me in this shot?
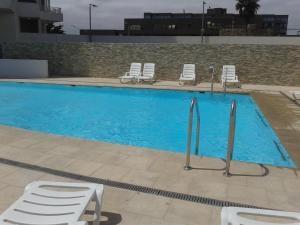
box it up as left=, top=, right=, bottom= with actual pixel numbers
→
left=224, top=100, right=237, bottom=177
left=224, top=67, right=228, bottom=93
left=209, top=64, right=215, bottom=92
left=184, top=97, right=200, bottom=170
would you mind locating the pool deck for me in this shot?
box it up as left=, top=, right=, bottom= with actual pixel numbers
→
left=0, top=78, right=299, bottom=225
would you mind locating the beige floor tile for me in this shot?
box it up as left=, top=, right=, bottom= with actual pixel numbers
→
left=51, top=144, right=82, bottom=156
left=246, top=176, right=286, bottom=193
left=226, top=184, right=268, bottom=207
left=8, top=136, right=43, bottom=149
left=119, top=155, right=154, bottom=170
left=63, top=159, right=103, bottom=176
left=210, top=208, right=222, bottom=225
left=39, top=174, right=79, bottom=183
left=148, top=159, right=183, bottom=175
left=0, top=164, right=18, bottom=178
left=91, top=165, right=130, bottom=181
left=282, top=178, right=300, bottom=193
left=101, top=211, right=140, bottom=225
left=37, top=154, right=75, bottom=170
left=138, top=214, right=187, bottom=225
left=121, top=170, right=160, bottom=187
left=102, top=187, right=137, bottom=212
left=0, top=185, right=24, bottom=212
left=1, top=169, right=45, bottom=187
left=26, top=139, right=62, bottom=153
left=124, top=193, right=171, bottom=219
left=189, top=180, right=228, bottom=200
left=153, top=173, right=192, bottom=193
left=164, top=199, right=213, bottom=225
left=93, top=152, right=129, bottom=166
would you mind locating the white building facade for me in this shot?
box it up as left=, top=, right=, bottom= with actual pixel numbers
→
left=0, top=0, right=63, bottom=41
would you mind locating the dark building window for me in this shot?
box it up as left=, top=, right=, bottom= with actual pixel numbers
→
left=0, top=46, right=3, bottom=59
left=18, top=0, right=37, bottom=2
left=20, top=18, right=39, bottom=33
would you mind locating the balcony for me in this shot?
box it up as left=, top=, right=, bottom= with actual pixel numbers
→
left=41, top=7, right=63, bottom=22
left=0, top=0, right=15, bottom=12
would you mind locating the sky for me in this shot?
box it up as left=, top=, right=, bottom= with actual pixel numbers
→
left=51, top=0, right=300, bottom=35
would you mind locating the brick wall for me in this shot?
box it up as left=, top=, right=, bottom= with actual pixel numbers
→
left=1, top=42, right=300, bottom=86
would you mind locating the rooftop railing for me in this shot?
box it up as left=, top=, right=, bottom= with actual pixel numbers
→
left=50, top=7, right=61, bottom=14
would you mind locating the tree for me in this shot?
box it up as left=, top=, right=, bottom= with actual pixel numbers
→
left=46, top=23, right=64, bottom=34
left=236, top=0, right=260, bottom=31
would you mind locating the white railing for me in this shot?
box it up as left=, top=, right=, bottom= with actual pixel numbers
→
left=50, top=7, right=61, bottom=14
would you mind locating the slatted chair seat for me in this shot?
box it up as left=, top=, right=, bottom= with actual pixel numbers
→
left=179, top=64, right=196, bottom=85
left=0, top=181, right=104, bottom=225
left=137, top=63, right=156, bottom=83
left=119, top=63, right=142, bottom=83
left=221, top=65, right=241, bottom=88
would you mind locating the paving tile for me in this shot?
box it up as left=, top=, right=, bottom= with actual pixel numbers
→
left=63, top=159, right=103, bottom=176
left=100, top=211, right=140, bottom=225
left=246, top=176, right=286, bottom=193
left=91, top=165, right=130, bottom=181
left=226, top=184, right=268, bottom=207
left=164, top=199, right=213, bottom=225
left=51, top=144, right=82, bottom=156
left=119, top=155, right=154, bottom=170
left=102, top=187, right=137, bottom=212
left=8, top=136, right=43, bottom=149
left=0, top=164, right=18, bottom=178
left=92, top=152, right=129, bottom=166
left=121, top=170, right=160, bottom=187
left=137, top=214, right=188, bottom=225
left=282, top=178, right=300, bottom=193
left=0, top=185, right=24, bottom=212
left=37, top=154, right=75, bottom=170
left=1, top=169, right=45, bottom=187
left=123, top=193, right=171, bottom=219
left=153, top=173, right=192, bottom=193
left=148, top=159, right=183, bottom=175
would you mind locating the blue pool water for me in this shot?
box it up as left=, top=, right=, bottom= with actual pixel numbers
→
left=0, top=82, right=295, bottom=168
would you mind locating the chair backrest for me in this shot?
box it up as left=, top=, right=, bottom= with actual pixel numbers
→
left=129, top=63, right=142, bottom=76
left=143, top=63, right=155, bottom=77
left=182, top=64, right=195, bottom=77
left=222, top=65, right=236, bottom=80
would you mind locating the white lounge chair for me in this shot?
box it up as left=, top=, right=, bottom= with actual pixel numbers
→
left=291, top=91, right=300, bottom=100
left=221, top=207, right=300, bottom=225
left=221, top=65, right=241, bottom=88
left=0, top=181, right=104, bottom=225
left=179, top=64, right=196, bottom=85
left=137, top=63, right=155, bottom=83
left=119, top=63, right=142, bottom=83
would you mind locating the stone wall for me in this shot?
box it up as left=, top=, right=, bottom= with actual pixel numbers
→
left=1, top=42, right=300, bottom=86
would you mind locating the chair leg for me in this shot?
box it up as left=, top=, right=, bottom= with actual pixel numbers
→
left=93, top=186, right=103, bottom=225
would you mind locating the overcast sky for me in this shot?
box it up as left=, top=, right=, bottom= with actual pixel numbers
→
left=51, top=0, right=300, bottom=35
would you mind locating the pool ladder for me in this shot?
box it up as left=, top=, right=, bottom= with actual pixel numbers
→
left=184, top=97, right=237, bottom=177
left=184, top=97, right=200, bottom=170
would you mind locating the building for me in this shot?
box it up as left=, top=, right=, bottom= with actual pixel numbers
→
left=0, top=0, right=63, bottom=41
left=83, top=8, right=288, bottom=36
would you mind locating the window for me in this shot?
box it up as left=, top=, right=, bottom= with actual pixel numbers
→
left=18, top=0, right=37, bottom=2
left=130, top=25, right=142, bottom=31
left=168, top=24, right=176, bottom=30
left=20, top=18, right=39, bottom=33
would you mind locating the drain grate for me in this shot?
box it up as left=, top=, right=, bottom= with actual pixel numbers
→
left=0, top=157, right=265, bottom=209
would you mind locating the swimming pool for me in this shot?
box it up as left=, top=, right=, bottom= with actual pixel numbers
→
left=0, top=82, right=295, bottom=168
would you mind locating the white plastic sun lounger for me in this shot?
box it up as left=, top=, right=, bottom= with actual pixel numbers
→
left=119, top=63, right=142, bottom=83
left=137, top=63, right=155, bottom=83
left=221, top=207, right=300, bottom=225
left=291, top=91, right=300, bottom=100
left=221, top=65, right=241, bottom=88
left=0, top=181, right=104, bottom=225
left=179, top=64, right=196, bottom=85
